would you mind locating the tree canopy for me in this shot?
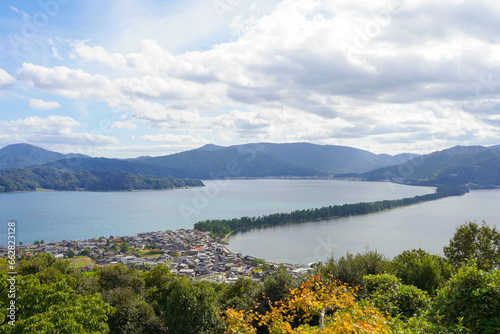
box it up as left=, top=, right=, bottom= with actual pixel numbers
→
left=443, top=220, right=500, bottom=270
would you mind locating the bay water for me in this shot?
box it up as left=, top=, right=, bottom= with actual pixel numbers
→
left=1, top=180, right=497, bottom=263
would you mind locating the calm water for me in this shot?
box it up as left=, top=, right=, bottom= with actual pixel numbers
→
left=0, top=180, right=431, bottom=245
left=1, top=180, right=498, bottom=263
left=228, top=189, right=500, bottom=263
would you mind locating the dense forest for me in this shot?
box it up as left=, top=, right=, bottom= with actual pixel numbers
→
left=0, top=166, right=204, bottom=192
left=1, top=220, right=499, bottom=333
left=358, top=145, right=500, bottom=187
left=194, top=185, right=469, bottom=235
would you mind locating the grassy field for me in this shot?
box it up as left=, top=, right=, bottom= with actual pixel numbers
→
left=66, top=256, right=94, bottom=268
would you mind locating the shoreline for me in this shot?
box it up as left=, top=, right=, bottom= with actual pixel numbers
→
left=0, top=184, right=205, bottom=195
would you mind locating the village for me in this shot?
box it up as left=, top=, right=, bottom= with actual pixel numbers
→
left=0, top=229, right=312, bottom=283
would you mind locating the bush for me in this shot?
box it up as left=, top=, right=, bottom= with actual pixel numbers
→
left=362, top=273, right=431, bottom=319
left=316, top=248, right=392, bottom=287
left=392, top=248, right=454, bottom=295
left=430, top=262, right=500, bottom=333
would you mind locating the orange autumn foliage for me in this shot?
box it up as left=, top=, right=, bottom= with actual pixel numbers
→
left=222, top=275, right=390, bottom=334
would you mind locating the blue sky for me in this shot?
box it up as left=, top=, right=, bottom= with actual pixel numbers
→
left=1, top=0, right=499, bottom=158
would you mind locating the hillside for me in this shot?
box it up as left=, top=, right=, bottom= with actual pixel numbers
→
left=197, top=142, right=419, bottom=174
left=6, top=143, right=499, bottom=185
left=0, top=143, right=89, bottom=170
left=0, top=142, right=420, bottom=178
left=0, top=166, right=203, bottom=192
left=47, top=142, right=418, bottom=178
left=359, top=146, right=500, bottom=187
left=48, top=145, right=325, bottom=178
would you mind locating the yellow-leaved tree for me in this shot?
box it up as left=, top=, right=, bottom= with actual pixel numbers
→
left=222, top=275, right=390, bottom=334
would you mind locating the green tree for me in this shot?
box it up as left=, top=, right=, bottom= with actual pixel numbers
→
left=161, top=278, right=225, bottom=334
left=430, top=262, right=500, bottom=333
left=120, top=241, right=130, bottom=253
left=67, top=250, right=76, bottom=258
left=443, top=220, right=500, bottom=270
left=0, top=273, right=114, bottom=333
left=142, top=264, right=176, bottom=314
left=316, top=248, right=392, bottom=287
left=102, top=287, right=166, bottom=334
left=392, top=249, right=454, bottom=295
left=219, top=277, right=263, bottom=311
left=80, top=248, right=92, bottom=257
left=362, top=273, right=431, bottom=319
left=16, top=253, right=99, bottom=295
left=96, top=264, right=145, bottom=295
left=18, top=253, right=78, bottom=278
left=252, top=258, right=266, bottom=267
left=262, top=265, right=299, bottom=305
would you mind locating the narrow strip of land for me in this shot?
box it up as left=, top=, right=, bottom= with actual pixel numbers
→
left=194, top=185, right=469, bottom=235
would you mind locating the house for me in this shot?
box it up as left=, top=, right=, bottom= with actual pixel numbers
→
left=120, top=256, right=136, bottom=265
left=178, top=269, right=195, bottom=277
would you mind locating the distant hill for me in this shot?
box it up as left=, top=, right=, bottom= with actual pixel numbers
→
left=228, top=142, right=419, bottom=174
left=359, top=145, right=500, bottom=187
left=49, top=145, right=323, bottom=179
left=0, top=166, right=203, bottom=193
left=2, top=142, right=420, bottom=178
left=0, top=143, right=89, bottom=170
left=46, top=142, right=420, bottom=178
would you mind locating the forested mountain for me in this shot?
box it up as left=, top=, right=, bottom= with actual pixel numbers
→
left=359, top=146, right=500, bottom=187
left=215, top=142, right=419, bottom=173
left=0, top=166, right=203, bottom=192
left=1, top=143, right=499, bottom=185
left=0, top=143, right=89, bottom=170
left=45, top=142, right=418, bottom=177
left=48, top=145, right=324, bottom=178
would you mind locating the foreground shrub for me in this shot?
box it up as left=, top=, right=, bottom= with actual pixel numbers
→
left=363, top=273, right=431, bottom=319
left=430, top=262, right=500, bottom=333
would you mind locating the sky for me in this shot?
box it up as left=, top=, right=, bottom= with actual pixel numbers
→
left=0, top=0, right=499, bottom=158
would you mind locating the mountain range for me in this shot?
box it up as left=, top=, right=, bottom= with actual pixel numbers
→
left=0, top=142, right=499, bottom=187
left=195, top=143, right=419, bottom=174
left=0, top=143, right=89, bottom=170
left=0, top=142, right=419, bottom=178
left=357, top=145, right=500, bottom=187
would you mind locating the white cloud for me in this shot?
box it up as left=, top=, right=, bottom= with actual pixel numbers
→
left=4, top=115, right=80, bottom=135
left=17, top=63, right=118, bottom=99
left=72, top=40, right=127, bottom=68
left=29, top=99, right=61, bottom=110
left=9, top=0, right=500, bottom=155
left=1, top=116, right=119, bottom=147
left=8, top=5, right=30, bottom=19
left=142, top=133, right=209, bottom=145
left=51, top=47, right=64, bottom=61
left=8, top=5, right=19, bottom=13
left=111, top=120, right=138, bottom=129
left=0, top=68, right=15, bottom=89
